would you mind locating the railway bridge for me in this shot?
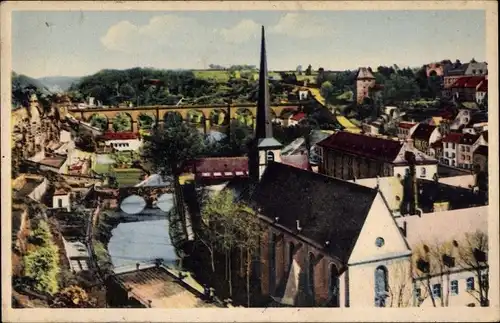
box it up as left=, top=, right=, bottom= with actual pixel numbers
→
left=66, top=101, right=313, bottom=133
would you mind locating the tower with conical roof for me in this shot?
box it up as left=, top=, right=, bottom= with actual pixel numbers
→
left=248, top=26, right=283, bottom=183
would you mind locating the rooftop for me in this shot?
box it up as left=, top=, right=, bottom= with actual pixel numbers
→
left=357, top=67, right=375, bottom=80
left=398, top=122, right=417, bottom=129
left=442, top=132, right=464, bottom=143
left=251, top=162, right=378, bottom=263
left=411, top=124, right=437, bottom=141
left=460, top=133, right=480, bottom=145
left=13, top=176, right=45, bottom=199
left=185, top=157, right=249, bottom=180
left=437, top=164, right=472, bottom=177
left=39, top=155, right=67, bottom=169
left=317, top=131, right=403, bottom=164
left=451, top=76, right=485, bottom=88
left=290, top=112, right=306, bottom=122
left=113, top=265, right=215, bottom=308
left=280, top=154, right=310, bottom=170
left=474, top=145, right=488, bottom=157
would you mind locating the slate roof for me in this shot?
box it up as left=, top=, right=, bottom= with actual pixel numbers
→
left=416, top=179, right=488, bottom=213
left=317, top=131, right=404, bottom=163
left=411, top=124, right=437, bottom=142
left=459, top=133, right=480, bottom=146
left=474, top=145, right=488, bottom=157
left=250, top=162, right=378, bottom=263
left=357, top=67, right=375, bottom=79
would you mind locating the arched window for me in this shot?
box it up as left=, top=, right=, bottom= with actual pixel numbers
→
left=267, top=151, right=275, bottom=162
left=374, top=266, right=389, bottom=307
left=420, top=167, right=427, bottom=178
left=329, top=264, right=340, bottom=307
left=269, top=233, right=277, bottom=293
left=308, top=253, right=315, bottom=303
left=288, top=242, right=295, bottom=269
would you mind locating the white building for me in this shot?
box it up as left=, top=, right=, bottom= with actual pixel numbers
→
left=441, top=132, right=463, bottom=167
left=53, top=188, right=71, bottom=211
left=104, top=138, right=142, bottom=152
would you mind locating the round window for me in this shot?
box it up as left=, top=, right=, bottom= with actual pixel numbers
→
left=375, top=237, right=385, bottom=248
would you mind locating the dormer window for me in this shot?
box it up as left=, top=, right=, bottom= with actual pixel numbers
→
left=267, top=151, right=275, bottom=162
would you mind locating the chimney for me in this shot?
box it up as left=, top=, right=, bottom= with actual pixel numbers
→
left=404, top=151, right=418, bottom=215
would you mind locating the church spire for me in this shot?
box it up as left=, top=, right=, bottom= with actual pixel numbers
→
left=255, top=25, right=273, bottom=139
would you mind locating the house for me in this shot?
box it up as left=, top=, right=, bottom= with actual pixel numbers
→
left=442, top=62, right=468, bottom=99
left=63, top=238, right=90, bottom=273
left=316, top=132, right=438, bottom=181
left=473, top=145, right=488, bottom=172
left=182, top=157, right=249, bottom=186
left=397, top=122, right=418, bottom=140
left=449, top=76, right=485, bottom=102
left=53, top=187, right=72, bottom=211
left=476, top=79, right=488, bottom=104
left=464, top=60, right=488, bottom=76
left=288, top=112, right=306, bottom=127
left=430, top=139, right=443, bottom=161
left=38, top=155, right=69, bottom=174
left=251, top=161, right=411, bottom=307
left=362, top=121, right=382, bottom=135
left=410, top=124, right=442, bottom=156
left=441, top=132, right=463, bottom=167
left=395, top=206, right=488, bottom=307
left=450, top=109, right=472, bottom=131
left=458, top=133, right=481, bottom=169
left=273, top=108, right=297, bottom=127
left=99, top=132, right=142, bottom=152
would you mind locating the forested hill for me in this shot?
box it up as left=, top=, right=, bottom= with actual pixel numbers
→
left=12, top=72, right=52, bottom=109
left=68, top=67, right=292, bottom=106
left=38, top=76, right=81, bottom=93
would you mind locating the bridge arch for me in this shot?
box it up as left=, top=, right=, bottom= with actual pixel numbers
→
left=209, top=109, right=229, bottom=127
left=163, top=111, right=183, bottom=125
left=89, top=113, right=109, bottom=131
left=186, top=109, right=206, bottom=126
left=137, top=113, right=156, bottom=130
left=235, top=108, right=254, bottom=127
left=112, top=112, right=134, bottom=132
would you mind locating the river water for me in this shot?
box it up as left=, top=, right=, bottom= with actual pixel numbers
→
left=107, top=199, right=178, bottom=269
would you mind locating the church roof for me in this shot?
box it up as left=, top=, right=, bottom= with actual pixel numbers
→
left=258, top=137, right=283, bottom=149
left=411, top=124, right=437, bottom=142
left=251, top=162, right=378, bottom=263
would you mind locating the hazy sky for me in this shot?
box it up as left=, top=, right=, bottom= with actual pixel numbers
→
left=12, top=10, right=485, bottom=78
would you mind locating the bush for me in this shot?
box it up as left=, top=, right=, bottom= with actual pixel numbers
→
left=29, top=220, right=52, bottom=246
left=50, top=285, right=96, bottom=308
left=24, top=244, right=60, bottom=295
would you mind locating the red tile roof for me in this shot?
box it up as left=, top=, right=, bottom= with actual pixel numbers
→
left=186, top=157, right=249, bottom=179
left=317, top=131, right=403, bottom=163
left=290, top=112, right=306, bottom=121
left=101, top=132, right=139, bottom=140
left=411, top=124, right=437, bottom=141
left=442, top=132, right=463, bottom=143
left=451, top=76, right=486, bottom=88
left=477, top=79, right=488, bottom=92
left=398, top=122, right=416, bottom=129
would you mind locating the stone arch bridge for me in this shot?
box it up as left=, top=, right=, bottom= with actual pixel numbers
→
left=66, top=102, right=311, bottom=133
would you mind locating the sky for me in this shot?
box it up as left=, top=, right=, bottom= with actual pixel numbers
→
left=12, top=10, right=486, bottom=78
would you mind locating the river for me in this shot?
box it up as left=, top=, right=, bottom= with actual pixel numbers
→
left=107, top=198, right=178, bottom=269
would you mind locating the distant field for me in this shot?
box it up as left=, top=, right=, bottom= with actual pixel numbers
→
left=193, top=70, right=230, bottom=82
left=93, top=163, right=111, bottom=174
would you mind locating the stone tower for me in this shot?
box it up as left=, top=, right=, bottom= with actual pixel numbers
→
left=248, top=26, right=283, bottom=183
left=356, top=67, right=376, bottom=104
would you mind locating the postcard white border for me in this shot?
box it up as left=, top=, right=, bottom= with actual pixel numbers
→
left=1, top=1, right=498, bottom=322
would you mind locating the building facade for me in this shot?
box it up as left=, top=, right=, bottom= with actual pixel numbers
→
left=356, top=68, right=376, bottom=104
left=458, top=133, right=480, bottom=169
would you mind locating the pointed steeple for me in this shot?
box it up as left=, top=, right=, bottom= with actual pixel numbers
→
left=255, top=25, right=273, bottom=140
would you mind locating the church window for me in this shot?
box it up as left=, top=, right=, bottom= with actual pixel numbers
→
left=432, top=284, right=442, bottom=298
left=466, top=277, right=475, bottom=291
left=329, top=264, right=340, bottom=307
left=267, top=151, right=275, bottom=162
left=450, top=280, right=459, bottom=295
left=374, top=266, right=388, bottom=307
left=269, top=233, right=277, bottom=293
left=308, top=253, right=315, bottom=302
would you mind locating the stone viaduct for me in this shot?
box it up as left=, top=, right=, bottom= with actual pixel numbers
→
left=66, top=102, right=312, bottom=133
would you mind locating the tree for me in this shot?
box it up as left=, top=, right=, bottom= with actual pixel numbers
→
left=112, top=113, right=132, bottom=132
left=89, top=115, right=108, bottom=131
left=24, top=244, right=60, bottom=295
left=305, top=64, right=312, bottom=76
left=387, top=260, right=413, bottom=307
left=50, top=285, right=97, bottom=308
left=75, top=133, right=97, bottom=152
left=142, top=118, right=205, bottom=179
left=320, top=81, right=335, bottom=104
left=457, top=231, right=489, bottom=306
left=296, top=65, right=303, bottom=75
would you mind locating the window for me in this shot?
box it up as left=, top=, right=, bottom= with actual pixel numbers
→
left=374, top=266, right=388, bottom=307
left=466, top=146, right=470, bottom=152
left=452, top=143, right=456, bottom=149
left=375, top=237, right=385, bottom=247
left=269, top=233, right=277, bottom=293
left=432, top=284, right=442, bottom=298
left=445, top=152, right=449, bottom=158
left=420, top=167, right=427, bottom=178
left=266, top=151, right=275, bottom=162
left=415, top=288, right=421, bottom=299
left=308, top=253, right=315, bottom=302
left=451, top=280, right=459, bottom=295
left=452, top=153, right=456, bottom=158
left=466, top=277, right=475, bottom=291
left=467, top=156, right=471, bottom=161
left=461, top=146, right=465, bottom=152
left=465, top=118, right=469, bottom=123
left=329, top=264, right=340, bottom=307
left=452, top=160, right=456, bottom=166
left=58, top=198, right=63, bottom=208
